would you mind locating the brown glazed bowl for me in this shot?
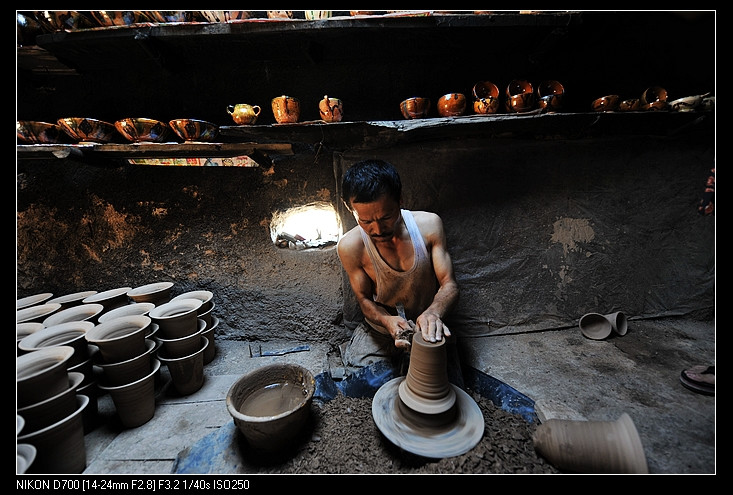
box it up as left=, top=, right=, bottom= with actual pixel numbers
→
left=57, top=118, right=119, bottom=144
left=169, top=119, right=219, bottom=142
left=536, top=80, right=565, bottom=112
left=504, top=79, right=535, bottom=113
left=400, top=97, right=431, bottom=119
left=115, top=118, right=173, bottom=143
left=591, top=95, right=620, bottom=112
left=90, top=11, right=154, bottom=27
left=34, top=11, right=98, bottom=32
left=17, top=121, right=66, bottom=144
left=619, top=98, right=641, bottom=112
left=437, top=93, right=467, bottom=117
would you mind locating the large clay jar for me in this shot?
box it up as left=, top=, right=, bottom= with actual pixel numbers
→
left=17, top=394, right=89, bottom=474
left=533, top=413, right=649, bottom=473
left=157, top=336, right=208, bottom=395
left=98, top=359, right=161, bottom=428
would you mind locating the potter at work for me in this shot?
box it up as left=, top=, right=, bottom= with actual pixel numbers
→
left=336, top=159, right=463, bottom=385
left=15, top=11, right=715, bottom=475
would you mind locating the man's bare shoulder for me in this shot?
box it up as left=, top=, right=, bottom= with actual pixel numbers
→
left=336, top=226, right=364, bottom=257
left=410, top=210, right=444, bottom=232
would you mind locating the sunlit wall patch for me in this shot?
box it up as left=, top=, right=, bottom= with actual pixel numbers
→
left=270, top=202, right=342, bottom=250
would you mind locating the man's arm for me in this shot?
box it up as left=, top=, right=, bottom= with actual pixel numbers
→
left=416, top=212, right=459, bottom=342
left=336, top=230, right=412, bottom=346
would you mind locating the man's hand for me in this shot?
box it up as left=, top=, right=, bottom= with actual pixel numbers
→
left=389, top=315, right=415, bottom=348
left=416, top=311, right=452, bottom=343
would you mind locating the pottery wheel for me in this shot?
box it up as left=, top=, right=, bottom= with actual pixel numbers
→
left=372, top=376, right=484, bottom=458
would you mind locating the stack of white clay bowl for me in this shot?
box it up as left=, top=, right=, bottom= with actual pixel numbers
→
left=150, top=297, right=208, bottom=395
left=16, top=346, right=89, bottom=473
left=170, top=290, right=218, bottom=365
left=87, top=315, right=160, bottom=429
left=17, top=415, right=37, bottom=474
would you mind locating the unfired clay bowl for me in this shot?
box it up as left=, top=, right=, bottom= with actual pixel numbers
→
left=42, top=303, right=104, bottom=327
left=85, top=315, right=150, bottom=363
left=97, top=302, right=156, bottom=324
left=16, top=293, right=54, bottom=311
left=17, top=371, right=84, bottom=433
left=226, top=363, right=315, bottom=453
left=16, top=346, right=76, bottom=408
left=127, top=281, right=174, bottom=305
left=16, top=303, right=62, bottom=324
left=171, top=290, right=214, bottom=314
left=18, top=321, right=94, bottom=367
left=149, top=298, right=203, bottom=339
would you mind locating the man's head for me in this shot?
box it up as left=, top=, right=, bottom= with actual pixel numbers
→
left=341, top=159, right=402, bottom=211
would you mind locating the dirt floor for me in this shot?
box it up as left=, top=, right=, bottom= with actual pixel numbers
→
left=230, top=390, right=560, bottom=474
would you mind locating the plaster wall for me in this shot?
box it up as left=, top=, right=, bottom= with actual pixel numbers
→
left=17, top=132, right=715, bottom=345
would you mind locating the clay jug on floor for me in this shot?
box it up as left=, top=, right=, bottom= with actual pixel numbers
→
left=604, top=311, right=628, bottom=336
left=533, top=412, right=648, bottom=473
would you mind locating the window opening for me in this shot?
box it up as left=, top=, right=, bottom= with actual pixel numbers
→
left=270, top=202, right=341, bottom=250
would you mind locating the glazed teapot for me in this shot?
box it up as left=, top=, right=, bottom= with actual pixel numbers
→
left=227, top=104, right=261, bottom=125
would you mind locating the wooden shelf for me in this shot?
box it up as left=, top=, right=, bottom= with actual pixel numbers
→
left=17, top=111, right=713, bottom=165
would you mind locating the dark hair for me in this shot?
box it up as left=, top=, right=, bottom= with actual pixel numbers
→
left=342, top=159, right=402, bottom=208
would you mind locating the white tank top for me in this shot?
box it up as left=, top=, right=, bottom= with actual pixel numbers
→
left=359, top=209, right=438, bottom=332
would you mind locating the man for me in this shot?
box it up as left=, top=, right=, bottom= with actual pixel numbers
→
left=337, top=159, right=461, bottom=382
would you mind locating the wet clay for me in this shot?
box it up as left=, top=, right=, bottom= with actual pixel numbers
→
left=238, top=381, right=307, bottom=418
left=371, top=332, right=485, bottom=457
left=398, top=333, right=456, bottom=414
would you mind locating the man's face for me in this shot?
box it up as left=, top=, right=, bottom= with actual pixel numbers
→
left=350, top=195, right=402, bottom=243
